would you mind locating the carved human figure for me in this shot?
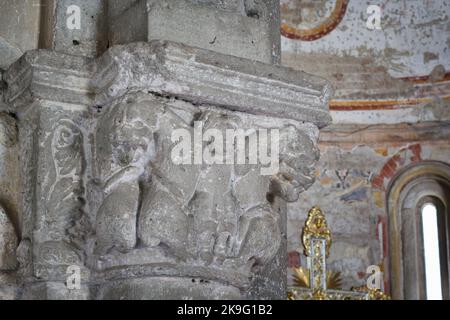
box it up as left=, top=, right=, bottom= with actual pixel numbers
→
left=136, top=105, right=281, bottom=268
left=269, top=125, right=320, bottom=202
left=183, top=111, right=282, bottom=270
left=94, top=95, right=157, bottom=254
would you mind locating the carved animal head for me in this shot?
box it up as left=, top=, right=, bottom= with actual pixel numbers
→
left=270, top=126, right=319, bottom=202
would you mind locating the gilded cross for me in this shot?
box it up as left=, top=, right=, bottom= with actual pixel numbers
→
left=288, top=206, right=390, bottom=300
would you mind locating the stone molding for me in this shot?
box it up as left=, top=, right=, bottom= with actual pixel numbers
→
left=3, top=50, right=94, bottom=111
left=3, top=41, right=332, bottom=127
left=95, top=41, right=332, bottom=127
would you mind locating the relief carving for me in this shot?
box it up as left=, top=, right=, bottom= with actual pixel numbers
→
left=94, top=94, right=158, bottom=254
left=269, top=125, right=320, bottom=202
left=1, top=33, right=330, bottom=299
left=46, top=120, right=84, bottom=241
left=93, top=92, right=319, bottom=286
left=34, top=118, right=86, bottom=276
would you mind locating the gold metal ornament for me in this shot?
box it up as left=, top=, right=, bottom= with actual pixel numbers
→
left=292, top=266, right=342, bottom=290
left=352, top=285, right=391, bottom=300
left=302, top=206, right=332, bottom=257
left=288, top=206, right=391, bottom=300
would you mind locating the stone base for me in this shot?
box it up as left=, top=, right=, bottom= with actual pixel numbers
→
left=21, top=282, right=90, bottom=300
left=0, top=285, right=17, bottom=300
left=0, top=272, right=18, bottom=300
left=95, top=277, right=242, bottom=300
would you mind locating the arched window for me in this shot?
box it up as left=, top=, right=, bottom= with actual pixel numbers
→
left=420, top=200, right=448, bottom=300
left=387, top=162, right=450, bottom=300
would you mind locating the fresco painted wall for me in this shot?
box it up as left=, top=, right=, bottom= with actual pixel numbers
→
left=281, top=0, right=450, bottom=293
left=282, top=0, right=450, bottom=78
left=287, top=138, right=450, bottom=291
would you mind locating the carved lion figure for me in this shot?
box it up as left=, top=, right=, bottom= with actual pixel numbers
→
left=94, top=93, right=318, bottom=276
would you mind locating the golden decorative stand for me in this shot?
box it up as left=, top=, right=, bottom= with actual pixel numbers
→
left=288, top=207, right=390, bottom=300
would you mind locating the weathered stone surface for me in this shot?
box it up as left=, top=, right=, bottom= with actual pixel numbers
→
left=95, top=277, right=241, bottom=300
left=2, top=0, right=450, bottom=301
left=0, top=111, right=21, bottom=242
left=0, top=102, right=92, bottom=299
left=40, top=0, right=108, bottom=58
left=3, top=49, right=92, bottom=299
left=2, top=36, right=331, bottom=300
left=0, top=113, right=20, bottom=257
left=0, top=71, right=4, bottom=105
left=0, top=286, right=17, bottom=300
left=0, top=113, right=17, bottom=148
left=3, top=50, right=94, bottom=111
left=95, top=41, right=332, bottom=127
left=0, top=0, right=41, bottom=70
left=0, top=272, right=18, bottom=300
left=21, top=282, right=90, bottom=300
left=0, top=206, right=18, bottom=271
left=89, top=91, right=320, bottom=299
left=108, top=0, right=281, bottom=64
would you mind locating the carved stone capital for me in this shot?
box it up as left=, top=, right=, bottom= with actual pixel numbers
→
left=2, top=40, right=331, bottom=299
left=89, top=91, right=322, bottom=298
left=3, top=50, right=93, bottom=112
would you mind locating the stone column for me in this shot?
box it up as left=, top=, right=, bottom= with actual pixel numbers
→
left=0, top=204, right=19, bottom=300
left=108, top=0, right=281, bottom=64
left=40, top=0, right=108, bottom=58
left=0, top=0, right=41, bottom=70
left=88, top=40, right=331, bottom=299
left=3, top=50, right=94, bottom=299
left=2, top=1, right=332, bottom=300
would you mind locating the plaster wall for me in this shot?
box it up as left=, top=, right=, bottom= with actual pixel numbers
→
left=287, top=140, right=450, bottom=291
left=282, top=0, right=450, bottom=78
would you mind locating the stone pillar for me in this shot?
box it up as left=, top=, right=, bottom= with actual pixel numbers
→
left=88, top=40, right=331, bottom=299
left=3, top=51, right=93, bottom=299
left=0, top=199, right=19, bottom=300
left=2, top=1, right=332, bottom=300
left=0, top=92, right=20, bottom=300
left=40, top=0, right=108, bottom=58
left=108, top=0, right=281, bottom=64
left=0, top=0, right=41, bottom=70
